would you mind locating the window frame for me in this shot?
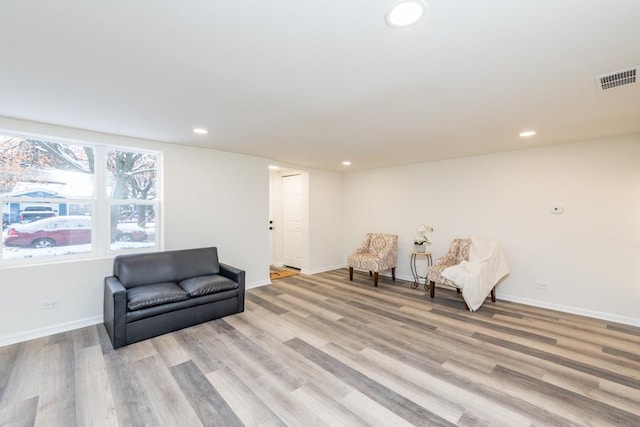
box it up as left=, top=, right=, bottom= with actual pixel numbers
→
left=0, top=132, right=162, bottom=267
left=104, top=145, right=162, bottom=256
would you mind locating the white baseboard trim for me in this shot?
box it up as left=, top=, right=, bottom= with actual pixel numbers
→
left=0, top=315, right=103, bottom=347
left=248, top=279, right=271, bottom=289
left=301, top=264, right=346, bottom=275
left=338, top=270, right=422, bottom=287
left=498, top=293, right=640, bottom=327
left=396, top=273, right=416, bottom=283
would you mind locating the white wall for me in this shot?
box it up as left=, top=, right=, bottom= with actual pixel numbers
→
left=344, top=134, right=640, bottom=325
left=308, top=169, right=344, bottom=273
left=161, top=142, right=269, bottom=278
left=0, top=117, right=271, bottom=345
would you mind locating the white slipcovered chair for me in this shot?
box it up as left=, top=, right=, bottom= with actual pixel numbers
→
left=348, top=233, right=398, bottom=287
left=427, top=238, right=508, bottom=311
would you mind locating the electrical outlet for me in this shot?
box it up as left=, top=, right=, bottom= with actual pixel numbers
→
left=535, top=281, right=549, bottom=290
left=41, top=299, right=60, bottom=310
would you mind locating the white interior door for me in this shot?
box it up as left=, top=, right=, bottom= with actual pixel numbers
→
left=282, top=174, right=302, bottom=269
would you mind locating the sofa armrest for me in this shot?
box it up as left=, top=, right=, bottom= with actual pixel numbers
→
left=219, top=263, right=246, bottom=312
left=219, top=262, right=244, bottom=284
left=104, top=276, right=128, bottom=349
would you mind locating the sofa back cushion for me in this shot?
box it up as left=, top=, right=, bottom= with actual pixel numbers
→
left=114, top=247, right=220, bottom=288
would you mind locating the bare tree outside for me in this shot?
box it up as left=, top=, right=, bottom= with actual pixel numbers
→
left=106, top=150, right=158, bottom=238
left=1, top=137, right=157, bottom=203
left=0, top=137, right=61, bottom=193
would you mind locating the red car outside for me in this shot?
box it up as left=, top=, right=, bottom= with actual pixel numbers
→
left=3, top=216, right=147, bottom=248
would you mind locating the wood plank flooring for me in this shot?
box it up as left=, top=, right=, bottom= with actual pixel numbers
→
left=1, top=269, right=639, bottom=426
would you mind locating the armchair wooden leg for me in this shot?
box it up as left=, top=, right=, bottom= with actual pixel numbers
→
left=491, top=287, right=496, bottom=302
left=373, top=272, right=379, bottom=287
left=349, top=267, right=353, bottom=281
left=429, top=281, right=435, bottom=298
left=392, top=267, right=396, bottom=281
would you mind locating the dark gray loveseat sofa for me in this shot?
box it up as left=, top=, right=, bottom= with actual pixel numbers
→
left=104, top=247, right=245, bottom=349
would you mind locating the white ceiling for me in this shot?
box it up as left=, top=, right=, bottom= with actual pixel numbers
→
left=1, top=0, right=639, bottom=172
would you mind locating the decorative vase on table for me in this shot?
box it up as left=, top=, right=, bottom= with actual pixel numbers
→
left=414, top=224, right=434, bottom=254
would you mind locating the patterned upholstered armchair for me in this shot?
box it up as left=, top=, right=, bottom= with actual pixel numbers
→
left=427, top=238, right=471, bottom=297
left=427, top=238, right=496, bottom=306
left=348, top=233, right=398, bottom=287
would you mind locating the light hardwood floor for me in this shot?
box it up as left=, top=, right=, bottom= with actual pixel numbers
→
left=1, top=269, right=639, bottom=426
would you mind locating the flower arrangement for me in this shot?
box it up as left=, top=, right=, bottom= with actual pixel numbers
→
left=414, top=224, right=434, bottom=246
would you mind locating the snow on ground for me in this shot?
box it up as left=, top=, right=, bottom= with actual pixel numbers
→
left=2, top=241, right=154, bottom=260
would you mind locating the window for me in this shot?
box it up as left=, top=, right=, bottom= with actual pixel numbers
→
left=0, top=133, right=161, bottom=264
left=107, top=149, right=159, bottom=251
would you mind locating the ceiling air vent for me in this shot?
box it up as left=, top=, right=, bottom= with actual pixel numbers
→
left=596, top=67, right=637, bottom=91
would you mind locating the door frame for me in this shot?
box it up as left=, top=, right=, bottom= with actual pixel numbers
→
left=269, top=168, right=309, bottom=271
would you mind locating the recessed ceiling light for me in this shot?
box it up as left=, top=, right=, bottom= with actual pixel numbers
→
left=519, top=130, right=537, bottom=137
left=193, top=128, right=208, bottom=134
left=386, top=0, right=426, bottom=28
left=342, top=161, right=352, bottom=166
left=268, top=165, right=280, bottom=170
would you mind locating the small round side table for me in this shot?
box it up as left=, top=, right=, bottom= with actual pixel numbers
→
left=410, top=251, right=433, bottom=289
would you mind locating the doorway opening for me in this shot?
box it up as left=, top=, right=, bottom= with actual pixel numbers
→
left=269, top=168, right=309, bottom=275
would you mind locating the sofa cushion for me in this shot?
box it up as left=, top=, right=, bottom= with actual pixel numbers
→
left=127, top=282, right=189, bottom=311
left=125, top=288, right=240, bottom=323
left=114, top=247, right=220, bottom=288
left=179, top=274, right=239, bottom=297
